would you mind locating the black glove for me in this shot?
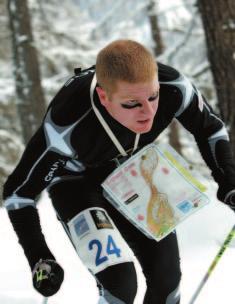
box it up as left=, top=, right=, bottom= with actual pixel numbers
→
left=224, top=189, right=235, bottom=212
left=32, top=259, right=64, bottom=297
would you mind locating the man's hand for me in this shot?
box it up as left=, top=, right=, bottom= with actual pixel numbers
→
left=224, top=189, right=235, bottom=212
left=32, top=259, right=64, bottom=297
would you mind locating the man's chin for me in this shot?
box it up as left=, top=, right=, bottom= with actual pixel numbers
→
left=131, top=124, right=153, bottom=134
left=138, top=128, right=152, bottom=134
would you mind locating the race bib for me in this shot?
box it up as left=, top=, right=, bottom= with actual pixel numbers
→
left=102, top=142, right=210, bottom=241
left=68, top=208, right=134, bottom=274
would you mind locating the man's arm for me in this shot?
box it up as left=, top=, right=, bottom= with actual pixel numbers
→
left=3, top=72, right=89, bottom=267
left=2, top=71, right=92, bottom=296
left=3, top=124, right=67, bottom=268
left=174, top=77, right=235, bottom=207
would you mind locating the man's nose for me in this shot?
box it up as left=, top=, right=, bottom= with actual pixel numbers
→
left=140, top=100, right=155, bottom=115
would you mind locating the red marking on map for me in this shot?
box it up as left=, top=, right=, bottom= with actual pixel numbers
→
left=137, top=214, right=144, bottom=221
left=162, top=167, right=169, bottom=174
left=130, top=169, right=138, bottom=177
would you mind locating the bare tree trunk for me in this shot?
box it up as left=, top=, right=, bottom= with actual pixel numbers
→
left=147, top=0, right=164, bottom=55
left=168, top=120, right=182, bottom=154
left=147, top=0, right=182, bottom=154
left=7, top=0, right=46, bottom=144
left=197, top=0, right=235, bottom=153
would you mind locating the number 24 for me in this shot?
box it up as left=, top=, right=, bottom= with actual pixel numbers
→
left=89, top=235, right=121, bottom=266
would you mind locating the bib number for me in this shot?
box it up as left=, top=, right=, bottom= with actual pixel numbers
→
left=89, top=235, right=121, bottom=266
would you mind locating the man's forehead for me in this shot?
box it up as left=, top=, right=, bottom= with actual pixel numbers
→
left=115, top=79, right=159, bottom=98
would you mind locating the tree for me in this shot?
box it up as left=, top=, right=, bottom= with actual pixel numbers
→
left=197, top=0, right=235, bottom=153
left=147, top=0, right=164, bottom=56
left=147, top=0, right=182, bottom=154
left=7, top=0, right=46, bottom=144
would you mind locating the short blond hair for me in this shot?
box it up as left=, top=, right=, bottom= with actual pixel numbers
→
left=96, top=39, right=157, bottom=95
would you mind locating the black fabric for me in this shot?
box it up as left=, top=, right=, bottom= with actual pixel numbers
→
left=4, top=63, right=234, bottom=204
left=215, top=139, right=235, bottom=201
left=8, top=207, right=55, bottom=269
left=223, top=190, right=235, bottom=211
left=96, top=262, right=137, bottom=304
left=49, top=178, right=181, bottom=304
left=3, top=62, right=235, bottom=301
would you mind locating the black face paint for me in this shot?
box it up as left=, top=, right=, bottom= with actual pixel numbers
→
left=121, top=93, right=159, bottom=109
left=121, top=103, right=141, bottom=109
left=148, top=93, right=159, bottom=102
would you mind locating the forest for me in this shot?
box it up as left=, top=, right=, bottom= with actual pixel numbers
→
left=0, top=1, right=235, bottom=303
left=1, top=0, right=235, bottom=207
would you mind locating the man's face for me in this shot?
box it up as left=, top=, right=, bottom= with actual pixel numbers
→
left=96, top=75, right=159, bottom=133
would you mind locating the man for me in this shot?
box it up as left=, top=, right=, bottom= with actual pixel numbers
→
left=3, top=39, right=235, bottom=304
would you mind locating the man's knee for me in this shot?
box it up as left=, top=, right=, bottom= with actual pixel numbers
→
left=165, top=283, right=180, bottom=304
left=144, top=274, right=181, bottom=304
left=97, top=262, right=138, bottom=304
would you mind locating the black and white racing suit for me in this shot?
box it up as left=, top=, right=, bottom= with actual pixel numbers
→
left=3, top=63, right=235, bottom=304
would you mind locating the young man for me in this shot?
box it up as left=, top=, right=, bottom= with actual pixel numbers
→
left=3, top=40, right=235, bottom=304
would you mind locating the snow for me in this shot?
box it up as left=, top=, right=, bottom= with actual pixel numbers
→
left=0, top=183, right=234, bottom=304
left=1, top=0, right=235, bottom=303
left=0, top=78, right=15, bottom=103
left=16, top=35, right=29, bottom=43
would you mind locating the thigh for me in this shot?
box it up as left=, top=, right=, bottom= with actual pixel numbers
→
left=132, top=232, right=181, bottom=304
left=49, top=180, right=138, bottom=304
left=107, top=206, right=181, bottom=286
left=49, top=179, right=136, bottom=274
left=49, top=177, right=115, bottom=222
left=106, top=207, right=181, bottom=304
left=133, top=232, right=181, bottom=279
left=49, top=179, right=181, bottom=303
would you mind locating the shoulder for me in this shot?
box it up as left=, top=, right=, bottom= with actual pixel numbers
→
left=158, top=62, right=180, bottom=82
left=51, top=66, right=95, bottom=107
left=158, top=62, right=194, bottom=94
left=45, top=67, right=95, bottom=125
left=158, top=62, right=196, bottom=116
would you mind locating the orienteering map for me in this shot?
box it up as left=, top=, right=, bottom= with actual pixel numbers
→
left=102, top=142, right=210, bottom=241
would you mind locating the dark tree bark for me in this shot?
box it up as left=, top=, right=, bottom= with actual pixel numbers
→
left=7, top=0, right=46, bottom=144
left=147, top=0, right=182, bottom=154
left=147, top=0, right=164, bottom=55
left=197, top=0, right=235, bottom=153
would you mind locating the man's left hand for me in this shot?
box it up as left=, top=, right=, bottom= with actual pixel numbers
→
left=224, top=189, right=235, bottom=212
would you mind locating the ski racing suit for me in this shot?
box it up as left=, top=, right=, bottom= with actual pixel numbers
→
left=3, top=63, right=235, bottom=304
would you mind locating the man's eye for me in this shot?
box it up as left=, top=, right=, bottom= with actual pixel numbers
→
left=121, top=103, right=140, bottom=109
left=148, top=95, right=158, bottom=102
left=121, top=94, right=159, bottom=109
left=121, top=100, right=140, bottom=109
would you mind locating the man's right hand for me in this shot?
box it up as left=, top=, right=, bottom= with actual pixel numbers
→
left=32, top=259, right=64, bottom=297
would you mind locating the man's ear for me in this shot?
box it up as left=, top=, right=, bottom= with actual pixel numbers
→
left=96, top=86, right=110, bottom=107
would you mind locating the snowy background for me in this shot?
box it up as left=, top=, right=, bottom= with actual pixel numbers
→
left=1, top=0, right=235, bottom=303
left=1, top=183, right=235, bottom=304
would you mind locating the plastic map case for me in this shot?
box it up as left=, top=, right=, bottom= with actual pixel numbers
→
left=102, top=142, right=210, bottom=241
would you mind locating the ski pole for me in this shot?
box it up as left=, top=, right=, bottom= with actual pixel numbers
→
left=189, top=224, right=235, bottom=304
left=42, top=297, right=48, bottom=304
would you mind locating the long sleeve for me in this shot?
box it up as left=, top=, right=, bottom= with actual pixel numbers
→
left=3, top=124, right=67, bottom=269
left=2, top=70, right=93, bottom=269
left=174, top=78, right=235, bottom=201
left=8, top=207, right=55, bottom=269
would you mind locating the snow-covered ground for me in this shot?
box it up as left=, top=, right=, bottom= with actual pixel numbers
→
left=0, top=180, right=234, bottom=304
left=1, top=1, right=234, bottom=302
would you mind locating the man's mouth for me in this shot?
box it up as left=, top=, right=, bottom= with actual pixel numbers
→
left=137, top=119, right=151, bottom=124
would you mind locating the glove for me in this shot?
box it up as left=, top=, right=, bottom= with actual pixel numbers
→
left=32, top=259, right=64, bottom=297
left=224, top=189, right=235, bottom=212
